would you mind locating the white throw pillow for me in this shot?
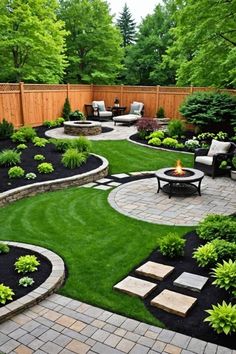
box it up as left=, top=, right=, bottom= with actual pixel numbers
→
left=207, top=139, right=231, bottom=156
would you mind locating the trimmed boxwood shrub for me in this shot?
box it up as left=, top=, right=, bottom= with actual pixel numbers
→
left=159, top=233, right=186, bottom=258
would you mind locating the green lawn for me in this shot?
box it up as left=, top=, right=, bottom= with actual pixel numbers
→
left=0, top=141, right=194, bottom=326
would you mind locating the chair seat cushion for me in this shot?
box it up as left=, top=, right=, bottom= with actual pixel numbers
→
left=208, top=139, right=231, bottom=156
left=99, top=111, right=113, bottom=117
left=113, top=114, right=141, bottom=123
left=195, top=156, right=213, bottom=166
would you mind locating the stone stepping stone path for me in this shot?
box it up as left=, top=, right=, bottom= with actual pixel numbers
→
left=114, top=276, right=157, bottom=298
left=174, top=272, right=208, bottom=292
left=136, top=261, right=174, bottom=280
left=151, top=289, right=197, bottom=317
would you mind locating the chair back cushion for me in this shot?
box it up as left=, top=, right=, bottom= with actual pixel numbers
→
left=92, top=101, right=105, bottom=111
left=130, top=101, right=144, bottom=115
left=207, top=139, right=231, bottom=156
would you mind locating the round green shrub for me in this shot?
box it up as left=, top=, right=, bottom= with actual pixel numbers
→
left=11, top=126, right=37, bottom=142
left=34, top=154, right=45, bottom=161
left=162, top=137, right=179, bottom=148
left=8, top=166, right=25, bottom=178
left=148, top=137, right=162, bottom=146
left=197, top=214, right=236, bottom=243
left=193, top=243, right=218, bottom=267
left=0, top=242, right=10, bottom=254
left=159, top=233, right=186, bottom=258
left=15, top=255, right=40, bottom=273
left=0, top=283, right=15, bottom=304
left=33, top=137, right=48, bottom=147
left=0, top=149, right=21, bottom=166
left=16, top=144, right=27, bottom=150
left=148, top=130, right=165, bottom=140
left=37, top=162, right=54, bottom=174
left=204, top=301, right=236, bottom=335
left=62, top=149, right=87, bottom=169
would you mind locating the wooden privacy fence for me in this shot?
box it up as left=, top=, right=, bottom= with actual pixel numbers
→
left=0, top=83, right=235, bottom=128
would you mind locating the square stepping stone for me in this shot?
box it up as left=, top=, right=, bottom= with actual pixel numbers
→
left=82, top=182, right=97, bottom=188
left=111, top=173, right=130, bottom=179
left=94, top=185, right=112, bottom=190
left=136, top=262, right=174, bottom=281
left=151, top=290, right=197, bottom=317
left=107, top=181, right=121, bottom=187
left=97, top=178, right=112, bottom=183
left=173, top=272, right=208, bottom=292
left=114, top=276, right=157, bottom=299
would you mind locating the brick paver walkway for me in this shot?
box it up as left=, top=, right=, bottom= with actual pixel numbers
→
left=108, top=176, right=236, bottom=226
left=0, top=294, right=233, bottom=354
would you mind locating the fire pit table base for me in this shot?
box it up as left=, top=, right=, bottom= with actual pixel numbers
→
left=155, top=168, right=204, bottom=199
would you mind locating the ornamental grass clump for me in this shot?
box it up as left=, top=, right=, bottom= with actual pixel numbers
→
left=0, top=149, right=21, bottom=166
left=70, top=137, right=92, bottom=154
left=0, top=284, right=14, bottom=304
left=15, top=255, right=40, bottom=273
left=159, top=233, right=186, bottom=258
left=204, top=301, right=236, bottom=335
left=62, top=149, right=87, bottom=169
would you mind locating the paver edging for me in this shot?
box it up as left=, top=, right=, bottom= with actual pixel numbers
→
left=0, top=241, right=65, bottom=323
left=127, top=136, right=194, bottom=155
left=0, top=154, right=108, bottom=207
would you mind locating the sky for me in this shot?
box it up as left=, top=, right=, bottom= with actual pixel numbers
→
left=108, top=0, right=162, bottom=24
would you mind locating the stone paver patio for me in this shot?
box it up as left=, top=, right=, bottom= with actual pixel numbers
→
left=108, top=176, right=236, bottom=226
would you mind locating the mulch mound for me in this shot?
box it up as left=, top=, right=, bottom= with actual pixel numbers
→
left=129, top=231, right=236, bottom=348
left=0, top=246, right=52, bottom=307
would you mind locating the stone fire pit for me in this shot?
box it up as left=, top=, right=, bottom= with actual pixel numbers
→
left=64, top=120, right=102, bottom=136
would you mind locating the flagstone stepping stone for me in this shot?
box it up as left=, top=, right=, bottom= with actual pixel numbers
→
left=173, top=272, right=208, bottom=292
left=136, top=261, right=174, bottom=281
left=111, top=173, right=130, bottom=178
left=151, top=290, right=197, bottom=317
left=97, top=178, right=113, bottom=183
left=114, top=276, right=157, bottom=298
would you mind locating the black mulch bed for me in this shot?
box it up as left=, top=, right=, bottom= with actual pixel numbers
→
left=0, top=126, right=103, bottom=193
left=128, top=231, right=236, bottom=349
left=0, top=245, right=52, bottom=307
left=129, top=132, right=194, bottom=153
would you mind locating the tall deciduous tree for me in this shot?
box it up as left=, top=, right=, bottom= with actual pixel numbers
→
left=0, top=0, right=67, bottom=83
left=60, top=0, right=123, bottom=84
left=123, top=2, right=175, bottom=85
left=166, top=0, right=236, bottom=87
left=117, top=3, right=136, bottom=47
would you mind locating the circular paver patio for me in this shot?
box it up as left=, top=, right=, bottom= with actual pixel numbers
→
left=108, top=175, right=236, bottom=226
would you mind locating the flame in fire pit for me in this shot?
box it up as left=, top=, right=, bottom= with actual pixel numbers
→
left=173, top=160, right=185, bottom=176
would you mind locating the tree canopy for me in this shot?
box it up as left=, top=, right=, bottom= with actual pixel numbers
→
left=59, top=0, right=123, bottom=84
left=166, top=0, right=236, bottom=88
left=0, top=0, right=67, bottom=83
left=116, top=3, right=136, bottom=47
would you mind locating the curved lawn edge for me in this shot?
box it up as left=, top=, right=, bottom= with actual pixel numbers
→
left=127, top=135, right=194, bottom=155
left=0, top=153, right=109, bottom=207
left=0, top=241, right=65, bottom=323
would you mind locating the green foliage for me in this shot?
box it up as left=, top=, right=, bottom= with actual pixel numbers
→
left=148, top=137, right=162, bottom=146
left=211, top=239, right=236, bottom=263
left=62, top=149, right=87, bottom=169
left=25, top=172, right=37, bottom=180
left=197, top=132, right=216, bottom=144
left=205, top=301, right=236, bottom=335
left=37, top=162, right=54, bottom=174
left=179, top=92, right=236, bottom=133
left=232, top=156, right=236, bottom=170
left=33, top=137, right=48, bottom=147
left=60, top=0, right=123, bottom=84
left=43, top=117, right=65, bottom=128
left=15, top=254, right=40, bottom=273
left=162, top=137, right=179, bottom=148
left=212, top=259, right=236, bottom=296
left=117, top=3, right=136, bottom=47
left=0, top=119, right=14, bottom=140
left=0, top=149, right=21, bottom=166
left=0, top=283, right=14, bottom=304
left=69, top=110, right=85, bottom=121
left=148, top=130, right=165, bottom=140
left=166, top=0, right=236, bottom=88
left=71, top=137, right=92, bottom=154
left=0, top=0, right=67, bottom=83
left=184, top=139, right=200, bottom=151
left=167, top=119, right=185, bottom=138
left=8, top=166, right=25, bottom=178
left=11, top=126, right=37, bottom=143
left=16, top=143, right=27, bottom=150
left=197, top=214, right=236, bottom=243
left=62, top=97, right=72, bottom=121
left=0, top=242, right=9, bottom=254
left=19, top=276, right=34, bottom=287
left=193, top=243, right=218, bottom=267
left=34, top=154, right=45, bottom=161
left=156, top=107, right=165, bottom=118
left=219, top=160, right=229, bottom=169
left=159, top=233, right=185, bottom=258
left=50, top=138, right=71, bottom=152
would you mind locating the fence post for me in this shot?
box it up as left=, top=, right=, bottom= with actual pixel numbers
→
left=67, top=83, right=70, bottom=99
left=190, top=85, right=193, bottom=94
left=120, top=84, right=124, bottom=105
left=19, top=82, right=25, bottom=126
left=155, top=85, right=160, bottom=115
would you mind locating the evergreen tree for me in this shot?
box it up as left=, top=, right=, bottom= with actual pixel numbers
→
left=0, top=0, right=67, bottom=83
left=59, top=0, right=123, bottom=84
left=62, top=97, right=71, bottom=120
left=117, top=3, right=136, bottom=47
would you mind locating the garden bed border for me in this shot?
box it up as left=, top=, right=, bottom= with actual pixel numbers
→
left=0, top=154, right=108, bottom=207
left=0, top=242, right=65, bottom=323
